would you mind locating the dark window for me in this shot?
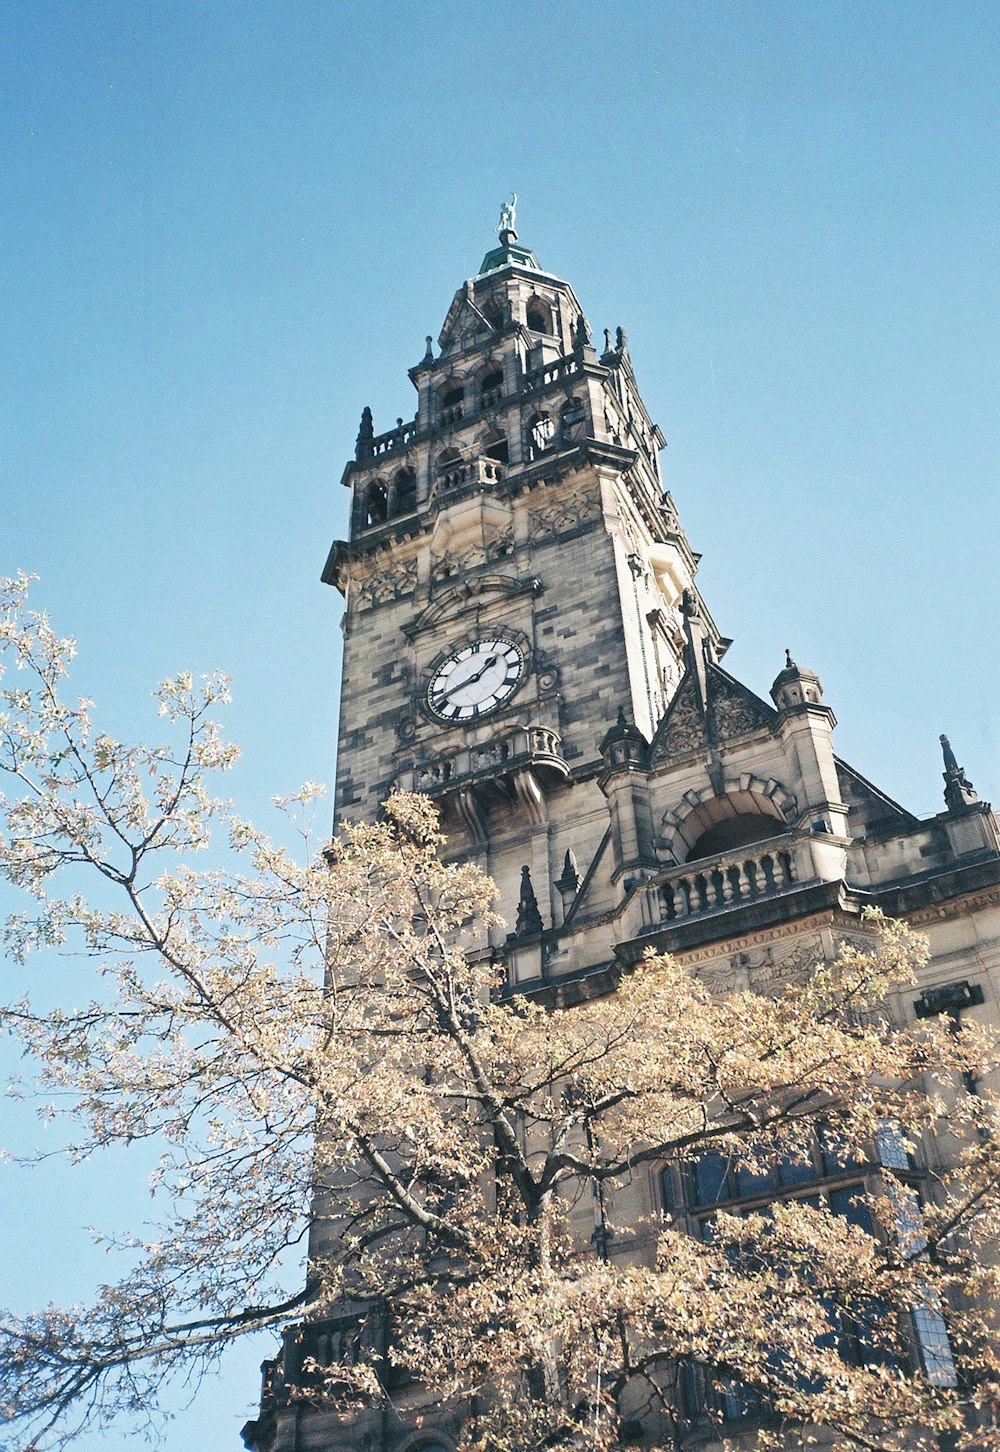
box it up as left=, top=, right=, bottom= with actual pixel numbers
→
left=393, top=467, right=416, bottom=515
left=480, top=367, right=503, bottom=406
left=525, top=295, right=553, bottom=334
left=482, top=430, right=508, bottom=464
left=528, top=413, right=554, bottom=458
left=685, top=813, right=785, bottom=862
left=663, top=1130, right=952, bottom=1424
left=365, top=481, right=388, bottom=527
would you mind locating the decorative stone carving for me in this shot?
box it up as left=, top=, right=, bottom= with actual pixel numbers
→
left=349, top=552, right=418, bottom=609
left=534, top=652, right=560, bottom=695
left=395, top=713, right=417, bottom=744
left=430, top=528, right=514, bottom=584
left=529, top=484, right=602, bottom=542
left=747, top=937, right=824, bottom=998
left=707, top=672, right=774, bottom=740
left=651, top=675, right=703, bottom=759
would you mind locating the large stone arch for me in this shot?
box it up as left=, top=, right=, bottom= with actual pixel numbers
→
left=657, top=773, right=797, bottom=864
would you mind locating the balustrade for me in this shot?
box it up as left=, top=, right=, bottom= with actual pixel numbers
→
left=523, top=354, right=578, bottom=390
left=657, top=843, right=796, bottom=922
left=370, top=418, right=417, bottom=456
left=434, top=455, right=505, bottom=495
left=397, top=725, right=569, bottom=800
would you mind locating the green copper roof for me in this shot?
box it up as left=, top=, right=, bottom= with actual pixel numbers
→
left=477, top=238, right=541, bottom=275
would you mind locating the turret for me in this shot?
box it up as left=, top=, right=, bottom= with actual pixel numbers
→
left=769, top=651, right=849, bottom=839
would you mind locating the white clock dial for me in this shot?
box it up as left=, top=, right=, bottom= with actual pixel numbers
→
left=426, top=638, right=525, bottom=722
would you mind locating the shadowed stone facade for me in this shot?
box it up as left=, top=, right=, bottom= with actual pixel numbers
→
left=242, top=222, right=1000, bottom=1452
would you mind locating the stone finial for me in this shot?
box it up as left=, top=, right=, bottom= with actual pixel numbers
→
left=555, top=849, right=580, bottom=897
left=355, top=406, right=374, bottom=461
left=940, top=733, right=977, bottom=812
left=573, top=313, right=592, bottom=353
left=515, top=864, right=543, bottom=937
left=603, top=327, right=612, bottom=354
left=785, top=648, right=795, bottom=668
left=615, top=325, right=629, bottom=356
left=423, top=334, right=434, bottom=361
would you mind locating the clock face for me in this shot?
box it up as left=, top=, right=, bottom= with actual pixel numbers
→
left=426, top=637, right=525, bottom=722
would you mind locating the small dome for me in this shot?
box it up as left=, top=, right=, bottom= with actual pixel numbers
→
left=770, top=649, right=824, bottom=710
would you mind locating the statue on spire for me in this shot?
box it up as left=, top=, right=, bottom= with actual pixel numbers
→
left=497, top=192, right=517, bottom=237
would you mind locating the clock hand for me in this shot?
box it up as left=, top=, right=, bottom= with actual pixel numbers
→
left=443, top=655, right=499, bottom=698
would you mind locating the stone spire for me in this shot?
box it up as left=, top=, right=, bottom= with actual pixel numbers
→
left=515, top=864, right=544, bottom=937
left=940, top=734, right=978, bottom=812
left=355, top=406, right=374, bottom=462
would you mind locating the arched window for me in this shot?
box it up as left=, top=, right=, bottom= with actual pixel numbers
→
left=525, top=295, right=553, bottom=334
left=439, top=382, right=464, bottom=424
left=481, top=428, right=509, bottom=465
left=393, top=466, right=416, bottom=515
left=364, top=480, right=388, bottom=527
left=479, top=366, right=503, bottom=408
left=527, top=412, right=555, bottom=459
left=479, top=297, right=503, bottom=330
left=436, top=448, right=462, bottom=490
left=685, top=813, right=785, bottom=863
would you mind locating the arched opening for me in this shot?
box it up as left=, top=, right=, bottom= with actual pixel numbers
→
left=482, top=428, right=509, bottom=465
left=527, top=412, right=554, bottom=459
left=525, top=295, right=553, bottom=334
left=479, top=297, right=503, bottom=330
left=685, top=813, right=786, bottom=863
left=364, top=480, right=388, bottom=527
left=479, top=366, right=503, bottom=407
left=393, top=466, right=416, bottom=515
left=436, top=447, right=462, bottom=489
left=439, top=382, right=464, bottom=423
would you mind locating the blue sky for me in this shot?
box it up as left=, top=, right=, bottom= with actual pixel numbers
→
left=2, top=3, right=998, bottom=1448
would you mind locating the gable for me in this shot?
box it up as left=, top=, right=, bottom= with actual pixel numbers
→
left=649, top=665, right=777, bottom=762
left=438, top=292, right=497, bottom=354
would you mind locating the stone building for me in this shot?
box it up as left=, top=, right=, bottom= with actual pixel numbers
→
left=242, top=215, right=1000, bottom=1452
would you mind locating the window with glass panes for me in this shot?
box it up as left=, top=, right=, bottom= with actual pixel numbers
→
left=660, top=1123, right=957, bottom=1423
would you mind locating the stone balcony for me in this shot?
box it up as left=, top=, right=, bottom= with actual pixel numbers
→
left=397, top=725, right=570, bottom=798
left=431, top=453, right=505, bottom=501
left=394, top=726, right=571, bottom=837
left=620, top=831, right=850, bottom=946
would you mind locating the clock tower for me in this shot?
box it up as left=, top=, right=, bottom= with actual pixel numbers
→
left=243, top=210, right=1000, bottom=1452
left=322, top=212, right=719, bottom=975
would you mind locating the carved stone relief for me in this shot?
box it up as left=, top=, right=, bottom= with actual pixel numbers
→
left=746, top=937, right=825, bottom=998
left=430, top=528, right=514, bottom=584
left=347, top=551, right=419, bottom=610
left=528, top=484, right=602, bottom=542
left=652, top=676, right=704, bottom=759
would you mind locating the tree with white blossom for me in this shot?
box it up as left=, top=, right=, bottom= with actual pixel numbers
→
left=2, top=572, right=1000, bottom=1451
